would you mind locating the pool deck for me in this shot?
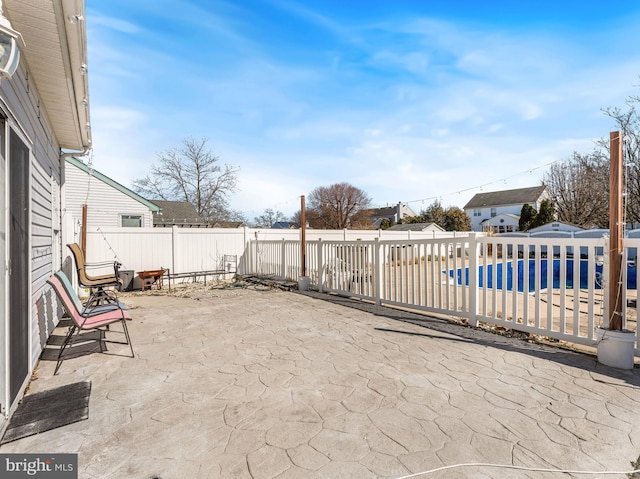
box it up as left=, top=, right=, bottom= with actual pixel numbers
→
left=1, top=282, right=639, bottom=478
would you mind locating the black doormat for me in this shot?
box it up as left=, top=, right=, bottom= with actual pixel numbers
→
left=1, top=381, right=91, bottom=445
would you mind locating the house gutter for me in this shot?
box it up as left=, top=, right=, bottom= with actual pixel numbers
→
left=60, top=148, right=91, bottom=160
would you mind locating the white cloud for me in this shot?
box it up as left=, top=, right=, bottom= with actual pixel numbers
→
left=92, top=106, right=146, bottom=131
left=88, top=14, right=141, bottom=34
left=370, top=50, right=430, bottom=75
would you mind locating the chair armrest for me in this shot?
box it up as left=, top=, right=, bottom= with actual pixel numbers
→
left=84, top=260, right=118, bottom=270
left=85, top=260, right=122, bottom=275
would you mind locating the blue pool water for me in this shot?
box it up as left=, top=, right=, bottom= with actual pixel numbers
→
left=449, top=259, right=637, bottom=292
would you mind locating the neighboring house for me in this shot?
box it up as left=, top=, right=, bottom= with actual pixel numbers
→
left=386, top=222, right=444, bottom=232
left=272, top=221, right=296, bottom=229
left=368, top=202, right=416, bottom=228
left=529, top=221, right=584, bottom=235
left=211, top=221, right=246, bottom=228
left=574, top=229, right=609, bottom=238
left=151, top=200, right=206, bottom=227
left=464, top=185, right=550, bottom=232
left=0, top=0, right=91, bottom=432
left=482, top=213, right=520, bottom=234
left=64, top=157, right=160, bottom=232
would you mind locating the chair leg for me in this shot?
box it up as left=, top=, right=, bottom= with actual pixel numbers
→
left=120, top=318, right=135, bottom=358
left=54, top=324, right=77, bottom=375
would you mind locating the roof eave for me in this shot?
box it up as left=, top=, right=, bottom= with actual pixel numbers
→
left=4, top=0, right=91, bottom=151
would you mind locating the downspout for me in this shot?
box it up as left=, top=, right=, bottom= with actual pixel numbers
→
left=59, top=147, right=91, bottom=264
left=57, top=0, right=92, bottom=265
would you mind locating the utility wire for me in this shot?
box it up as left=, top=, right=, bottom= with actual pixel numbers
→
left=367, top=160, right=559, bottom=210
left=401, top=160, right=559, bottom=207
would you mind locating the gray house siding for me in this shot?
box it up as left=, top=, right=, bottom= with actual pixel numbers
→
left=1, top=53, right=65, bottom=419
left=0, top=0, right=93, bottom=435
left=31, top=158, right=59, bottom=364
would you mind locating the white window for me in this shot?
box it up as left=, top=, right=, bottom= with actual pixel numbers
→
left=491, top=208, right=497, bottom=217
left=473, top=209, right=481, bottom=217
left=121, top=214, right=142, bottom=227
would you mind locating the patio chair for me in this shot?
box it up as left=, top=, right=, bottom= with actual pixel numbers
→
left=47, top=274, right=134, bottom=375
left=54, top=270, right=127, bottom=316
left=67, top=243, right=122, bottom=307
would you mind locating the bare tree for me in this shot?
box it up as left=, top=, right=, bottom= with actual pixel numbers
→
left=291, top=208, right=321, bottom=229
left=307, top=182, right=372, bottom=229
left=132, top=137, right=239, bottom=221
left=542, top=86, right=640, bottom=228
left=542, top=151, right=609, bottom=227
left=598, top=93, right=640, bottom=224
left=253, top=209, right=287, bottom=228
left=349, top=209, right=375, bottom=230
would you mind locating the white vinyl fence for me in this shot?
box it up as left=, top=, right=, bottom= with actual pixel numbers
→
left=83, top=227, right=248, bottom=278
left=81, top=226, right=639, bottom=356
left=247, top=234, right=640, bottom=356
left=82, top=226, right=469, bottom=277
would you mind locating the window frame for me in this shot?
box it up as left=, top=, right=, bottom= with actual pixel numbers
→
left=120, top=214, right=143, bottom=228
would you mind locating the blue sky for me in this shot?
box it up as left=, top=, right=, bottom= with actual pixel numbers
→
left=86, top=0, right=640, bottom=220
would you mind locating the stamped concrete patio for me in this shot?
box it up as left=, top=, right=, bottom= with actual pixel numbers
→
left=2, top=282, right=639, bottom=478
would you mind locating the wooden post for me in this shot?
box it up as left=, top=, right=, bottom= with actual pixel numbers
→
left=609, top=131, right=623, bottom=330
left=301, top=195, right=306, bottom=277
left=81, top=203, right=88, bottom=256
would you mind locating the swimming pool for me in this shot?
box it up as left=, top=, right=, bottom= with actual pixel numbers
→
left=449, top=259, right=637, bottom=292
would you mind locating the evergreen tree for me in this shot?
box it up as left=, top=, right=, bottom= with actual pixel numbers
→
left=519, top=204, right=537, bottom=231
left=420, top=201, right=447, bottom=226
left=380, top=218, right=395, bottom=229
left=417, top=201, right=471, bottom=231
left=530, top=199, right=556, bottom=229
left=442, top=206, right=471, bottom=231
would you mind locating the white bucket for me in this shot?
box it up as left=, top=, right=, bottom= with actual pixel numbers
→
left=298, top=276, right=310, bottom=291
left=596, top=327, right=636, bottom=370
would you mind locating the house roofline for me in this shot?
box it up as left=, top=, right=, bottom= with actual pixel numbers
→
left=463, top=185, right=548, bottom=209
left=66, top=157, right=161, bottom=212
